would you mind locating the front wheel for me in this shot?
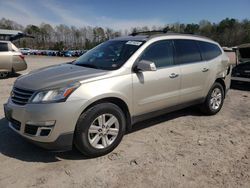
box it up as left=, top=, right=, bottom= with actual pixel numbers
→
left=74, top=103, right=126, bottom=157
left=200, top=82, right=225, bottom=115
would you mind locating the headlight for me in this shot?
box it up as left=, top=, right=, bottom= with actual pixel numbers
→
left=31, top=82, right=80, bottom=103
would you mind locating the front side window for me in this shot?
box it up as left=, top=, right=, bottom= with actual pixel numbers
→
left=199, top=41, right=222, bottom=60
left=174, top=39, right=202, bottom=64
left=0, top=42, right=8, bottom=52
left=139, top=40, right=174, bottom=68
left=74, top=40, right=144, bottom=70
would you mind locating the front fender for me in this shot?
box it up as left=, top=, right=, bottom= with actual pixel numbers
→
left=68, top=74, right=133, bottom=115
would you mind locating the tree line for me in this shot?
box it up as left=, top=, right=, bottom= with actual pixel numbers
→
left=0, top=17, right=250, bottom=50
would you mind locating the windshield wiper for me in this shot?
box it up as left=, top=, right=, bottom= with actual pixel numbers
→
left=74, top=63, right=99, bottom=69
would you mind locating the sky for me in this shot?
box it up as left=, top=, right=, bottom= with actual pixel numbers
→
left=0, top=0, right=249, bottom=30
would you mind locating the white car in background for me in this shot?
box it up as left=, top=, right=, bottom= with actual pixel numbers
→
left=19, top=48, right=31, bottom=55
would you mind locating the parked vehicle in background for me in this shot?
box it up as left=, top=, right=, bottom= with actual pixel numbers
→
left=29, top=49, right=38, bottom=55
left=80, top=50, right=88, bottom=56
left=19, top=49, right=87, bottom=57
left=71, top=50, right=87, bottom=57
left=71, top=50, right=79, bottom=57
left=57, top=50, right=64, bottom=57
left=52, top=51, right=59, bottom=56
left=46, top=50, right=58, bottom=56
left=231, top=43, right=250, bottom=83
left=41, top=50, right=49, bottom=56
left=0, top=41, right=27, bottom=78
left=19, top=48, right=31, bottom=55
left=4, top=32, right=231, bottom=157
left=63, top=50, right=73, bottom=57
left=57, top=50, right=87, bottom=57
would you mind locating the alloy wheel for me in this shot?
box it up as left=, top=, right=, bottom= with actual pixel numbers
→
left=88, top=113, right=119, bottom=149
left=210, top=88, right=222, bottom=110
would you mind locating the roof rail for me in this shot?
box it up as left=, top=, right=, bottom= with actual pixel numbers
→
left=130, top=28, right=169, bottom=36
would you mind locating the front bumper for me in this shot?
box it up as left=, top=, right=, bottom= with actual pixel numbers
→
left=4, top=99, right=85, bottom=151
left=25, top=132, right=74, bottom=151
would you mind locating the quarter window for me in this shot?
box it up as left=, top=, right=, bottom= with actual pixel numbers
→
left=174, top=39, right=202, bottom=64
left=199, top=41, right=222, bottom=60
left=0, top=42, right=8, bottom=52
left=139, top=40, right=174, bottom=68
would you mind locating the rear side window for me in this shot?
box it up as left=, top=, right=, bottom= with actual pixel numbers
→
left=140, top=40, right=174, bottom=68
left=199, top=41, right=222, bottom=60
left=174, top=39, right=202, bottom=64
left=0, top=42, right=8, bottom=52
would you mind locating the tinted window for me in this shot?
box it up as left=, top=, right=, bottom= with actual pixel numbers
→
left=140, top=40, right=174, bottom=68
left=199, top=41, right=222, bottom=60
left=174, top=39, right=202, bottom=64
left=0, top=42, right=8, bottom=52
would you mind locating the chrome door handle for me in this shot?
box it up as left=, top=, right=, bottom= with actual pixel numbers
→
left=169, top=73, right=179, bottom=78
left=202, top=68, right=209, bottom=72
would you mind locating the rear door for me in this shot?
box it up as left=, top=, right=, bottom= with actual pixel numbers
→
left=174, top=39, right=210, bottom=103
left=0, top=42, right=12, bottom=71
left=132, top=40, right=181, bottom=116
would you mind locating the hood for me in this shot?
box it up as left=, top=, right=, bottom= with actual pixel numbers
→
left=15, top=63, right=108, bottom=90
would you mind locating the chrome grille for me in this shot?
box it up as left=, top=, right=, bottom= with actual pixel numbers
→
left=11, top=87, right=34, bottom=105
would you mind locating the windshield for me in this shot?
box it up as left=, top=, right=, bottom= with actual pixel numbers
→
left=74, top=40, right=144, bottom=70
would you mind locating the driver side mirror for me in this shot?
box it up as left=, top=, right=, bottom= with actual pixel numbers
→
left=135, top=60, right=157, bottom=72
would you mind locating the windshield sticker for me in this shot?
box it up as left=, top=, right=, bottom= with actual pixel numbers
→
left=126, top=41, right=142, bottom=46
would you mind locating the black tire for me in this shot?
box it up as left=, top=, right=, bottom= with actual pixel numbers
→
left=0, top=72, right=8, bottom=79
left=74, top=103, right=126, bottom=157
left=200, top=82, right=225, bottom=115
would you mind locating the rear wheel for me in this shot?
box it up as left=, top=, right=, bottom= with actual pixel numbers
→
left=74, top=103, right=126, bottom=157
left=200, top=82, right=224, bottom=115
left=0, top=72, right=8, bottom=79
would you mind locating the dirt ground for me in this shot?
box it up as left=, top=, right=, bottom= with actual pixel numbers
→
left=0, top=56, right=249, bottom=188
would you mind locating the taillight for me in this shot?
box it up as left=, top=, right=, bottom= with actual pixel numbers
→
left=19, top=55, right=25, bottom=60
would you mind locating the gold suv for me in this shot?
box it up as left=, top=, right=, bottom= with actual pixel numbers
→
left=4, top=33, right=231, bottom=157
